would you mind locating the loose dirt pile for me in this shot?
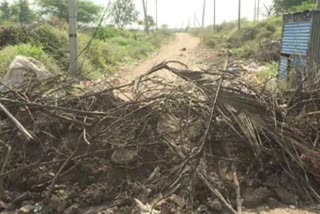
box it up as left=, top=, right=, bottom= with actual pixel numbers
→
left=1, top=61, right=320, bottom=214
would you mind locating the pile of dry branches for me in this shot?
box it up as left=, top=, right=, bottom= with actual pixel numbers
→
left=0, top=61, right=320, bottom=213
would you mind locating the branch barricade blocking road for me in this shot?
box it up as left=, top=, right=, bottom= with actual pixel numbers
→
left=0, top=61, right=320, bottom=213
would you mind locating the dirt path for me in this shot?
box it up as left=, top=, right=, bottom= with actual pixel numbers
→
left=118, top=33, right=200, bottom=84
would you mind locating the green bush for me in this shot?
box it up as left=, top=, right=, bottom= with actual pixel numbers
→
left=194, top=16, right=283, bottom=61
left=30, top=24, right=69, bottom=70
left=0, top=25, right=29, bottom=48
left=256, top=63, right=278, bottom=82
left=256, top=30, right=273, bottom=41
left=0, top=44, right=60, bottom=78
left=96, top=26, right=126, bottom=40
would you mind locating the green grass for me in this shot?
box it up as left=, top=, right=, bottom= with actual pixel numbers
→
left=191, top=16, right=283, bottom=61
left=256, top=62, right=278, bottom=82
left=0, top=24, right=171, bottom=79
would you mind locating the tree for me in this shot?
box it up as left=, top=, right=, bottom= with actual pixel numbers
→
left=109, top=0, right=138, bottom=29
left=0, top=0, right=36, bottom=25
left=273, top=0, right=312, bottom=13
left=35, top=0, right=101, bottom=23
left=16, top=0, right=36, bottom=24
left=138, top=15, right=155, bottom=30
left=0, top=1, right=11, bottom=22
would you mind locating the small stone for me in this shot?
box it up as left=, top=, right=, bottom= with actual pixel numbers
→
left=19, top=204, right=35, bottom=213
left=21, top=201, right=34, bottom=206
left=111, top=148, right=138, bottom=165
left=289, top=205, right=296, bottom=209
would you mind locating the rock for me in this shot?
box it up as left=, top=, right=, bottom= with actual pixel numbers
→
left=209, top=199, right=223, bottom=211
left=289, top=205, right=297, bottom=209
left=243, top=187, right=274, bottom=208
left=274, top=187, right=298, bottom=205
left=197, top=204, right=209, bottom=213
left=19, top=204, right=35, bottom=213
left=21, top=201, right=34, bottom=206
left=0, top=56, right=53, bottom=93
left=64, top=204, right=80, bottom=214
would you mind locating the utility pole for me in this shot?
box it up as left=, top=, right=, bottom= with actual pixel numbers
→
left=142, top=0, right=149, bottom=33
left=68, top=0, right=78, bottom=76
left=213, top=0, right=216, bottom=31
left=238, top=0, right=241, bottom=31
left=254, top=0, right=257, bottom=21
left=202, top=0, right=206, bottom=28
left=155, top=0, right=158, bottom=29
left=257, top=0, right=260, bottom=21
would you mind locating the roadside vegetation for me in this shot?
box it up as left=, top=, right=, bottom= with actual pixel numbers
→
left=191, top=0, right=316, bottom=83
left=0, top=0, right=171, bottom=79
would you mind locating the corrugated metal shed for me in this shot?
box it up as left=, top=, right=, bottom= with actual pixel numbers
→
left=278, top=10, right=320, bottom=82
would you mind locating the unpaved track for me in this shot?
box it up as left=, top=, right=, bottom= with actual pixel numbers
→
left=118, top=33, right=200, bottom=84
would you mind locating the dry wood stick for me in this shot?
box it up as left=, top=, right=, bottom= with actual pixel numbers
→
left=0, top=141, right=11, bottom=196
left=0, top=102, right=34, bottom=141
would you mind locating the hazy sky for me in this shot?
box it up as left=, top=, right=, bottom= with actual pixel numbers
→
left=95, top=0, right=274, bottom=28
left=10, top=0, right=274, bottom=27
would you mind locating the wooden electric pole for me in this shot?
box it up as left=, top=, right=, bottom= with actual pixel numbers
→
left=257, top=0, right=260, bottom=21
left=68, top=0, right=78, bottom=76
left=155, top=0, right=158, bottom=29
left=202, top=0, right=206, bottom=28
left=142, top=0, right=149, bottom=33
left=213, top=0, right=216, bottom=31
left=238, top=0, right=241, bottom=31
left=254, top=0, right=257, bottom=21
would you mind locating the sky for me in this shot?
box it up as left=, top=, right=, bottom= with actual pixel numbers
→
left=94, top=0, right=274, bottom=28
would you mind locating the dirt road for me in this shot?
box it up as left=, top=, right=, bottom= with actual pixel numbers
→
left=118, top=33, right=200, bottom=84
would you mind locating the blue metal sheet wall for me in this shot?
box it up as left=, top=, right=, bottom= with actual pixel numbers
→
left=278, top=56, right=289, bottom=80
left=281, top=22, right=312, bottom=56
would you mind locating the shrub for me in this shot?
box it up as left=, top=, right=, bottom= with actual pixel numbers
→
left=0, top=25, right=29, bottom=48
left=96, top=27, right=125, bottom=40
left=256, top=30, right=273, bottom=41
left=30, top=24, right=69, bottom=70
left=256, top=63, right=278, bottom=82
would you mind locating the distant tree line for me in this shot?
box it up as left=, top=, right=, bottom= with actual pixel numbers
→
left=273, top=0, right=316, bottom=14
left=0, top=0, right=155, bottom=31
